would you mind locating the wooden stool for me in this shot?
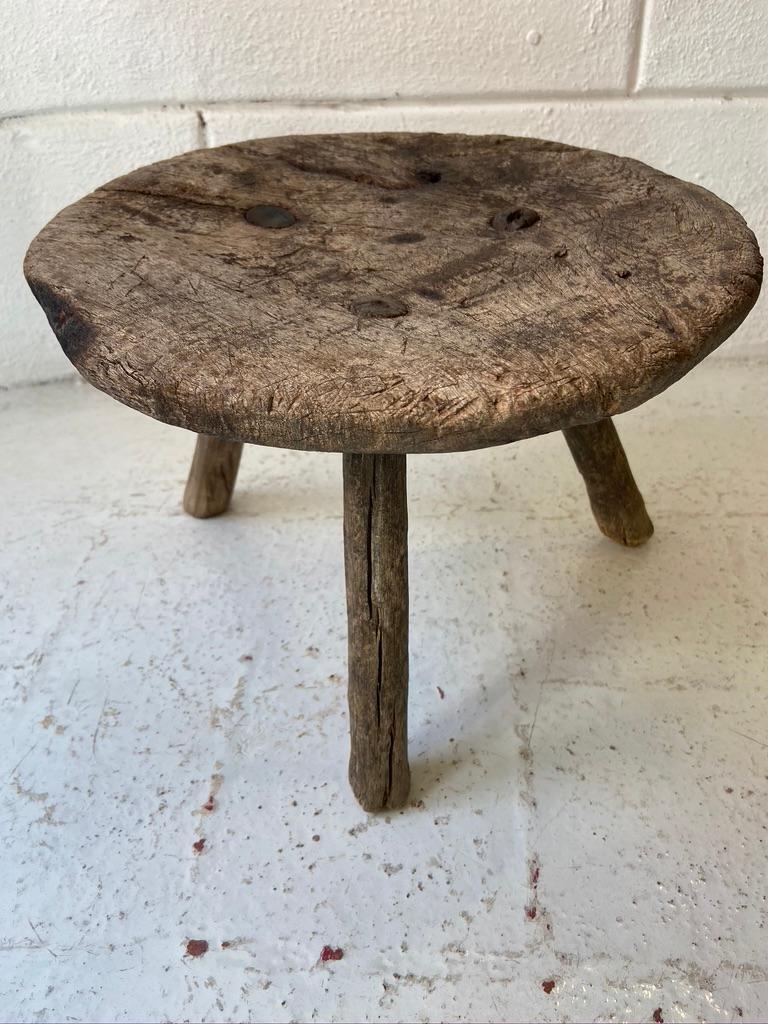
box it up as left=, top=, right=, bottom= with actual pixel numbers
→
left=25, top=133, right=762, bottom=811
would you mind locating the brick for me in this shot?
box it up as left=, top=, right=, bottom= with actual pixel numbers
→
left=2, top=0, right=636, bottom=117
left=0, top=110, right=198, bottom=387
left=639, top=0, right=768, bottom=91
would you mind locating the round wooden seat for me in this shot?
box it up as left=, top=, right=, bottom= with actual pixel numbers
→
left=24, top=132, right=761, bottom=455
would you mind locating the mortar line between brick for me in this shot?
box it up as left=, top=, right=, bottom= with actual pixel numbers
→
left=626, top=0, right=651, bottom=94
left=4, top=89, right=768, bottom=122
left=195, top=109, right=208, bottom=148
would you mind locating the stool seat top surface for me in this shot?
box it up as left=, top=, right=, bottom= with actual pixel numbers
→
left=25, top=132, right=761, bottom=453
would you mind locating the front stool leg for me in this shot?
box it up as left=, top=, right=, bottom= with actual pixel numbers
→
left=343, top=453, right=410, bottom=811
left=183, top=434, right=243, bottom=518
left=563, top=418, right=654, bottom=547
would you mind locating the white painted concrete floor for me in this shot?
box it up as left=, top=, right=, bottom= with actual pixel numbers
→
left=1, top=360, right=767, bottom=1024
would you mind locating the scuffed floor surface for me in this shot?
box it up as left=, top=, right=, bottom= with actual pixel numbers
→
left=1, top=361, right=767, bottom=1024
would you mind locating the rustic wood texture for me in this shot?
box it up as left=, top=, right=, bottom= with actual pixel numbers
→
left=183, top=434, right=243, bottom=518
left=343, top=453, right=410, bottom=811
left=24, top=133, right=761, bottom=455
left=564, top=418, right=654, bottom=547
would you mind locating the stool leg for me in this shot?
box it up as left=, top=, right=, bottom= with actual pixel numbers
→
left=183, top=435, right=243, bottom=518
left=563, top=418, right=653, bottom=547
left=343, top=453, right=410, bottom=811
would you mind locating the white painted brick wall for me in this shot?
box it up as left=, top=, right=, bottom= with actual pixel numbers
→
left=2, top=0, right=766, bottom=386
left=638, top=0, right=768, bottom=91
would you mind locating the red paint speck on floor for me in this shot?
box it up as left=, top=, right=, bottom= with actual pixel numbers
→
left=320, top=945, right=343, bottom=962
left=185, top=939, right=209, bottom=958
left=652, top=1010, right=664, bottom=1023
left=541, top=980, right=555, bottom=994
left=192, top=838, right=205, bottom=853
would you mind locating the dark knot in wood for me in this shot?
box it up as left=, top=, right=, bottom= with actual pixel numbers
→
left=387, top=232, right=425, bottom=244
left=244, top=204, right=296, bottom=229
left=415, top=169, right=442, bottom=184
left=491, top=207, right=541, bottom=233
left=351, top=296, right=409, bottom=319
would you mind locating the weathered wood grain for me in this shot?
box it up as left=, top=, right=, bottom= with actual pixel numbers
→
left=24, top=133, right=762, bottom=455
left=564, top=418, right=653, bottom=547
left=183, top=434, right=243, bottom=518
left=343, top=453, right=410, bottom=811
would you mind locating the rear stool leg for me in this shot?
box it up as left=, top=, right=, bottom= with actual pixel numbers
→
left=183, top=435, right=243, bottom=518
left=343, top=453, right=410, bottom=812
left=563, top=418, right=653, bottom=547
